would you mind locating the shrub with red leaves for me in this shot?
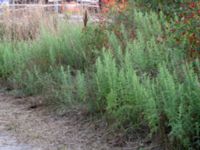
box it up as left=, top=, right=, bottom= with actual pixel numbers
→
left=174, top=2, right=200, bottom=59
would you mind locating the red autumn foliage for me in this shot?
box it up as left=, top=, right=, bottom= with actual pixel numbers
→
left=174, top=1, right=200, bottom=59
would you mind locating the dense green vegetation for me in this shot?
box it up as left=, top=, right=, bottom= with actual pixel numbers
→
left=0, top=1, right=199, bottom=149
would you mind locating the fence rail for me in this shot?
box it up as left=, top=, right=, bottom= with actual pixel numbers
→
left=0, top=3, right=99, bottom=12
left=5, top=3, right=99, bottom=8
left=0, top=3, right=100, bottom=16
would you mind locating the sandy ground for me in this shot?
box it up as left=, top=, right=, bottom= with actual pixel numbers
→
left=0, top=91, right=113, bottom=150
left=0, top=90, right=155, bottom=150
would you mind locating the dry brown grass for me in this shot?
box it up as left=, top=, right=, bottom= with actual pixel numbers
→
left=0, top=7, right=59, bottom=40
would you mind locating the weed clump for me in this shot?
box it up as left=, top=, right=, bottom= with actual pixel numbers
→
left=0, top=5, right=199, bottom=149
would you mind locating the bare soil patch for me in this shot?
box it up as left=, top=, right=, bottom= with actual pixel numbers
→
left=0, top=91, right=153, bottom=150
